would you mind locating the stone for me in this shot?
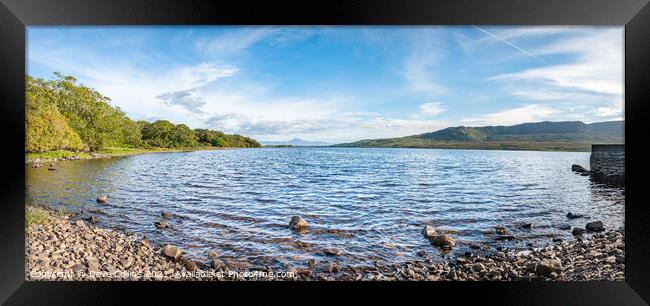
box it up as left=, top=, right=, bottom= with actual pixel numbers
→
left=120, top=257, right=133, bottom=269
left=154, top=220, right=168, bottom=229
left=566, top=212, right=583, bottom=219
left=572, top=228, right=586, bottom=236
left=140, top=240, right=151, bottom=249
left=586, top=221, right=604, bottom=232
left=160, top=245, right=182, bottom=261
left=47, top=167, right=56, bottom=171
left=289, top=216, right=308, bottom=229
left=161, top=212, right=173, bottom=219
left=522, top=223, right=533, bottom=229
left=559, top=224, right=572, bottom=230
left=323, top=248, right=341, bottom=256
left=527, top=262, right=563, bottom=276
left=207, top=251, right=218, bottom=259
left=183, top=260, right=198, bottom=271
left=422, top=225, right=438, bottom=238
left=96, top=196, right=108, bottom=203
left=87, top=259, right=100, bottom=272
left=417, top=250, right=426, bottom=257
left=571, top=164, right=589, bottom=173
left=429, top=234, right=456, bottom=248
left=210, top=258, right=225, bottom=270
left=495, top=226, right=508, bottom=235
left=72, top=263, right=85, bottom=273
left=74, top=220, right=86, bottom=228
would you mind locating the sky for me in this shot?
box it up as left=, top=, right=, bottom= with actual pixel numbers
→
left=27, top=26, right=624, bottom=143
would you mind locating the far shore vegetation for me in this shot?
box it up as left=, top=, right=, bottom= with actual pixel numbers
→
left=26, top=73, right=261, bottom=159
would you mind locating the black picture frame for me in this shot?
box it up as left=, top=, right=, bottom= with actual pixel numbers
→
left=1, top=0, right=649, bottom=304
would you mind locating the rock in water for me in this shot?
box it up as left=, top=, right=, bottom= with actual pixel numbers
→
left=289, top=216, right=309, bottom=230
left=495, top=226, right=508, bottom=235
left=422, top=225, right=456, bottom=248
left=566, top=212, right=583, bottom=219
left=422, top=225, right=438, bottom=238
left=586, top=221, right=604, bottom=232
left=571, top=164, right=588, bottom=173
left=161, top=212, right=173, bottom=219
left=522, top=223, right=533, bottom=229
left=430, top=234, right=456, bottom=248
left=96, top=196, right=108, bottom=203
left=154, top=220, right=168, bottom=229
left=572, top=228, right=586, bottom=236
left=160, top=245, right=182, bottom=261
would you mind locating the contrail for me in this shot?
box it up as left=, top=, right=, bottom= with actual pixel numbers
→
left=472, top=26, right=546, bottom=64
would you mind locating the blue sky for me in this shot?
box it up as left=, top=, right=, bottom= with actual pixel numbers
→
left=27, top=26, right=623, bottom=143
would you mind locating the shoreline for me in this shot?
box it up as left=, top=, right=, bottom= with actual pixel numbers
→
left=25, top=205, right=625, bottom=281
left=25, top=147, right=239, bottom=165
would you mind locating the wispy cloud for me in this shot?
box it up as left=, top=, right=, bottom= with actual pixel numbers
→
left=461, top=104, right=559, bottom=126
left=419, top=102, right=445, bottom=116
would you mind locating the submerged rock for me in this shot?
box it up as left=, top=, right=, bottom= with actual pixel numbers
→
left=96, top=196, right=108, bottom=203
left=154, top=220, right=169, bottom=229
left=495, top=226, right=508, bottom=235
left=566, top=212, right=583, bottom=219
left=289, top=216, right=309, bottom=230
left=586, top=221, right=604, bottom=232
left=161, top=212, right=173, bottom=219
left=572, top=228, right=586, bottom=236
left=522, top=223, right=533, bottom=229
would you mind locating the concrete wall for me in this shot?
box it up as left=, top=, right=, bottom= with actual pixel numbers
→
left=590, top=144, right=624, bottom=180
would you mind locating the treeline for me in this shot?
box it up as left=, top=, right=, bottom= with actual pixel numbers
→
left=26, top=73, right=260, bottom=153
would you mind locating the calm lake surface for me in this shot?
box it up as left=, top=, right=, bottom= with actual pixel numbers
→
left=26, top=148, right=625, bottom=268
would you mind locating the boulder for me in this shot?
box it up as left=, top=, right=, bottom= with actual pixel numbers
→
left=422, top=225, right=438, bottom=238
left=429, top=234, right=457, bottom=248
left=495, top=226, right=508, bottom=235
left=183, top=260, right=198, bottom=271
left=571, top=164, right=589, bottom=173
left=96, top=196, right=108, bottom=203
left=586, top=221, right=604, bottom=232
left=289, top=216, right=309, bottom=230
left=422, top=225, right=456, bottom=248
left=566, top=212, right=583, bottom=219
left=572, top=228, right=586, bottom=236
left=154, top=220, right=168, bottom=229
left=160, top=244, right=182, bottom=261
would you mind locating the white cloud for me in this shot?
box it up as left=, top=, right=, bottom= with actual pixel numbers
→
left=490, top=28, right=623, bottom=96
left=461, top=104, right=559, bottom=126
left=403, top=29, right=447, bottom=95
left=419, top=102, right=445, bottom=115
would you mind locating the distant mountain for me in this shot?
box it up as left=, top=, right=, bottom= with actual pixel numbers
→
left=262, top=138, right=331, bottom=147
left=334, top=121, right=624, bottom=152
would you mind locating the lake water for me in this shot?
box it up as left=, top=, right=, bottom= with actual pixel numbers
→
left=26, top=148, right=625, bottom=268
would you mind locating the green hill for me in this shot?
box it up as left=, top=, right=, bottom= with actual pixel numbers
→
left=334, top=121, right=624, bottom=152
